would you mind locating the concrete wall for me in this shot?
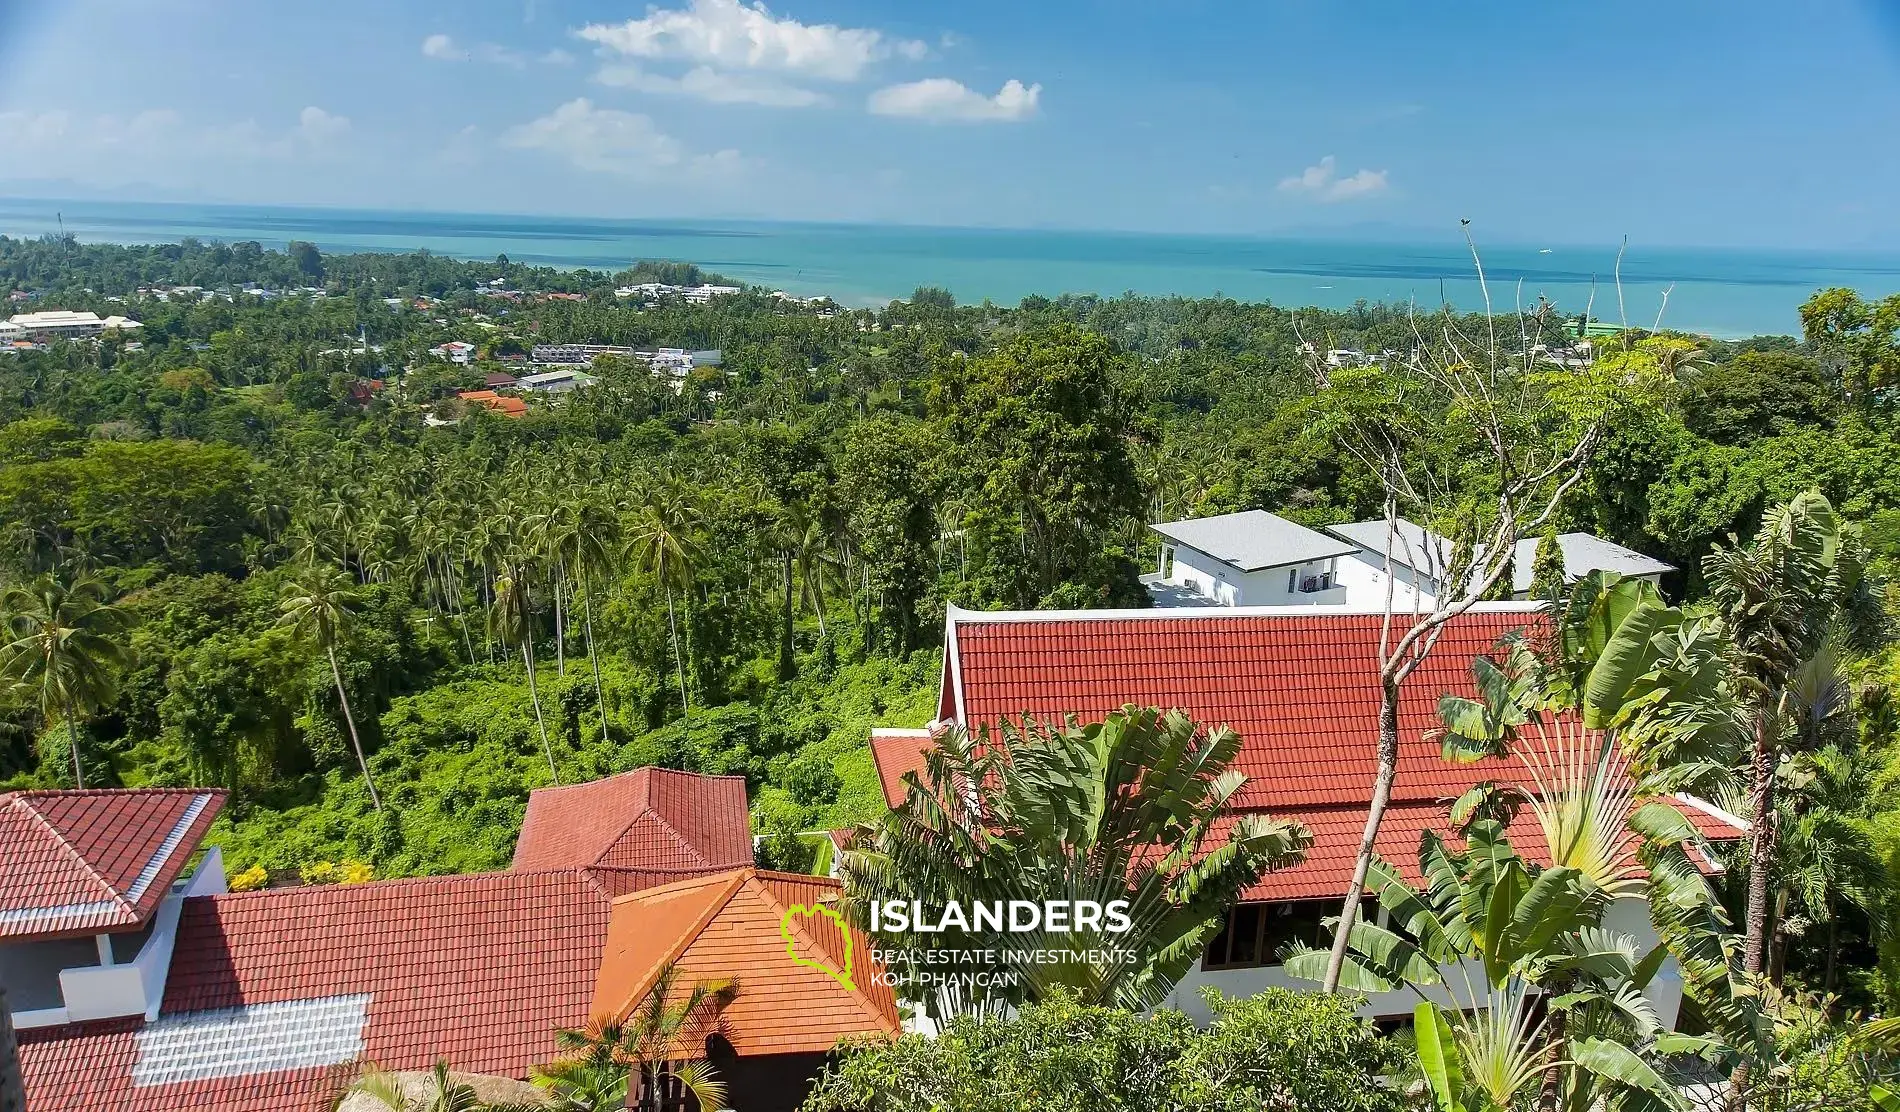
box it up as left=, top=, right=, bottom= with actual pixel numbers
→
left=1164, top=546, right=1348, bottom=607
left=1332, top=549, right=1441, bottom=611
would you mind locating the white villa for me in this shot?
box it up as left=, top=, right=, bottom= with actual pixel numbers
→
left=1146, top=510, right=1675, bottom=609
left=6, top=310, right=142, bottom=339
left=1145, top=510, right=1354, bottom=606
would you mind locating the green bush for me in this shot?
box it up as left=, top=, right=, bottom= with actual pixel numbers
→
left=800, top=990, right=1400, bottom=1112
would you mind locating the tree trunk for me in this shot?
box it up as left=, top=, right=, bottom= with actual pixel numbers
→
left=1741, top=707, right=1777, bottom=981
left=1823, top=897, right=1839, bottom=997
left=1322, top=674, right=1402, bottom=993
left=1729, top=705, right=1779, bottom=1112
left=522, top=638, right=558, bottom=784
left=1536, top=1005, right=1568, bottom=1112
left=327, top=644, right=381, bottom=811
left=779, top=551, right=795, bottom=680
left=554, top=559, right=567, bottom=678
left=0, top=985, right=24, bottom=1112
left=582, top=573, right=610, bottom=744
left=664, top=584, right=689, bottom=715
left=65, top=695, right=85, bottom=790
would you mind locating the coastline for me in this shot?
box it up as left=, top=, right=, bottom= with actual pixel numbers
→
left=7, top=196, right=1900, bottom=338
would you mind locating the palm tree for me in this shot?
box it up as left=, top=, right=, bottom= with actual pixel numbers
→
left=541, top=494, right=624, bottom=743
left=629, top=484, right=702, bottom=715
left=839, top=705, right=1311, bottom=1019
left=490, top=568, right=558, bottom=784
left=535, top=962, right=737, bottom=1112
left=0, top=574, right=133, bottom=790
left=1702, top=492, right=1864, bottom=984
left=336, top=1059, right=542, bottom=1112
left=277, top=564, right=382, bottom=811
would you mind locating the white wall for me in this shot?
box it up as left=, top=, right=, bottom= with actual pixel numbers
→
left=1163, top=546, right=1348, bottom=607
left=1331, top=549, right=1441, bottom=611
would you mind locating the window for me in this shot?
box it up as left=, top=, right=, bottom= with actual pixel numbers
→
left=1287, top=568, right=1297, bottom=592
left=1202, top=900, right=1376, bottom=970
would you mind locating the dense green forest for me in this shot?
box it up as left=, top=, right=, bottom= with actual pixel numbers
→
left=4, top=232, right=1900, bottom=1019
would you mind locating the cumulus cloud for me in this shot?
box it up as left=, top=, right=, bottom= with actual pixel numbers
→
left=297, top=106, right=350, bottom=144
left=1277, top=155, right=1389, bottom=202
left=501, top=98, right=741, bottom=177
left=422, top=33, right=458, bottom=59
left=596, top=62, right=823, bottom=107
left=867, top=78, right=1040, bottom=123
left=577, top=0, right=922, bottom=82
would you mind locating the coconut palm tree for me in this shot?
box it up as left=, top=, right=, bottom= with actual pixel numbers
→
left=277, top=563, right=382, bottom=811
left=629, top=483, right=702, bottom=714
left=840, top=705, right=1312, bottom=1019
left=0, top=574, right=133, bottom=789
left=490, top=567, right=558, bottom=784
left=540, top=493, right=625, bottom=742
left=535, top=962, right=737, bottom=1112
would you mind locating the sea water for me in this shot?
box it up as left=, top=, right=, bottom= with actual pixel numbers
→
left=4, top=197, right=1898, bottom=338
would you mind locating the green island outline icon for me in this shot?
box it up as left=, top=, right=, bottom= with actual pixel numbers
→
left=779, top=902, right=857, bottom=992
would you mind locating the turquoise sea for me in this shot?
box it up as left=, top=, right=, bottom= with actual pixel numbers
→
left=5, top=197, right=1899, bottom=338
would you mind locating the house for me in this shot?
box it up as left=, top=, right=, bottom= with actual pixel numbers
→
left=429, top=341, right=476, bottom=365
left=1, top=789, right=228, bottom=1032
left=1326, top=517, right=1675, bottom=606
left=529, top=343, right=638, bottom=366
left=6, top=310, right=141, bottom=339
left=592, top=869, right=901, bottom=1111
left=866, top=604, right=1746, bottom=1027
left=517, top=367, right=597, bottom=394
left=456, top=390, right=528, bottom=418
left=14, top=768, right=894, bottom=1112
left=1145, top=510, right=1354, bottom=606
left=482, top=371, right=519, bottom=389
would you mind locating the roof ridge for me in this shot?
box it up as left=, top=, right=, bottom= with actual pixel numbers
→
left=607, top=870, right=748, bottom=1020
left=634, top=807, right=720, bottom=870
left=12, top=793, right=129, bottom=913
left=752, top=874, right=897, bottom=1035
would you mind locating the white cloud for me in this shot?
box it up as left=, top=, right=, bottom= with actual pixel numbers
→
left=501, top=98, right=741, bottom=177
left=577, top=0, right=922, bottom=82
left=867, top=78, right=1040, bottom=123
left=422, top=32, right=569, bottom=67
left=297, top=106, right=350, bottom=144
left=1277, top=155, right=1390, bottom=202
left=596, top=62, right=823, bottom=107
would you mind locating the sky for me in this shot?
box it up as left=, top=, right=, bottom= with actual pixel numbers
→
left=1, top=0, right=1899, bottom=247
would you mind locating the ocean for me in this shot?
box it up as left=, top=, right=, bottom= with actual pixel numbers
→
left=4, top=197, right=1898, bottom=338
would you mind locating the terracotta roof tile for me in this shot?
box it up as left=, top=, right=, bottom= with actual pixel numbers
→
left=0, top=788, right=225, bottom=940
left=512, top=768, right=752, bottom=892
left=868, top=729, right=934, bottom=810
left=943, top=606, right=1539, bottom=809
left=591, top=869, right=901, bottom=1058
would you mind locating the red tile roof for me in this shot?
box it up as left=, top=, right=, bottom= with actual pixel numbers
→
left=20, top=869, right=612, bottom=1112
left=868, top=729, right=934, bottom=811
left=0, top=789, right=225, bottom=940
left=941, top=605, right=1541, bottom=809
left=590, top=869, right=901, bottom=1057
left=512, top=768, right=753, bottom=896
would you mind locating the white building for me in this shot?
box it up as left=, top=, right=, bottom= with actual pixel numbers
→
left=429, top=341, right=476, bottom=365
left=1146, top=510, right=1353, bottom=606
left=7, top=310, right=142, bottom=339
left=613, top=282, right=742, bottom=303
left=1327, top=517, right=1675, bottom=606
left=517, top=367, right=598, bottom=394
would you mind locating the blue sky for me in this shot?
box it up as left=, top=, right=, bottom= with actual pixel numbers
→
left=1, top=0, right=1898, bottom=247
